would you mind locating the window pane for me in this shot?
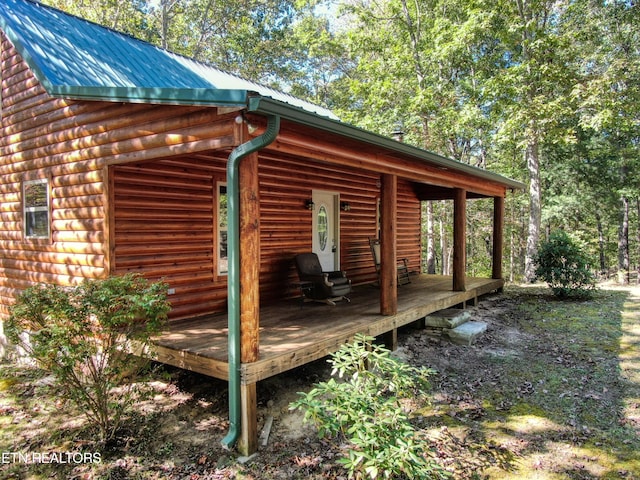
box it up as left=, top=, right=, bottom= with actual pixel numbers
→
left=317, top=205, right=328, bottom=251
left=25, top=182, right=47, bottom=208
left=24, top=180, right=49, bottom=239
left=25, top=211, right=49, bottom=238
left=218, top=184, right=228, bottom=274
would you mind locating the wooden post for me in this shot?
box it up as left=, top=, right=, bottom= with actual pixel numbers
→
left=382, top=329, right=397, bottom=351
left=238, top=135, right=260, bottom=454
left=380, top=174, right=397, bottom=315
left=492, top=195, right=505, bottom=280
left=240, top=149, right=260, bottom=363
left=238, top=383, right=257, bottom=456
left=453, top=188, right=466, bottom=291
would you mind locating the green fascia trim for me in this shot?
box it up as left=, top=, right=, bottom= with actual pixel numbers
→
left=248, top=96, right=525, bottom=192
left=48, top=85, right=249, bottom=107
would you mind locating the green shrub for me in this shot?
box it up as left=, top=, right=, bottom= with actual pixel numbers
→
left=534, top=230, right=596, bottom=299
left=6, top=274, right=170, bottom=443
left=290, top=334, right=449, bottom=479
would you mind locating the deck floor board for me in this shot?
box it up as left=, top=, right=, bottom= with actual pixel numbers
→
left=153, top=275, right=503, bottom=383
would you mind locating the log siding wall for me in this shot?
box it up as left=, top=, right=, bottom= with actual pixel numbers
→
left=111, top=157, right=228, bottom=320
left=110, top=153, right=422, bottom=320
left=0, top=35, right=236, bottom=319
left=0, top=37, right=107, bottom=318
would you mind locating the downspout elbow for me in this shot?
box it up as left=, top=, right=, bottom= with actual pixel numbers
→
left=221, top=113, right=280, bottom=450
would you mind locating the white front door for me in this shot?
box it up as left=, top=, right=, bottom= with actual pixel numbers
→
left=312, top=190, right=339, bottom=271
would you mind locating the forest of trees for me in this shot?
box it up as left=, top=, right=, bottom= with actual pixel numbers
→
left=42, top=0, right=640, bottom=284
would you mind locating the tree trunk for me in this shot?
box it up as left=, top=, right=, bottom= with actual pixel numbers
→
left=425, top=202, right=436, bottom=274
left=595, top=212, right=606, bottom=276
left=161, top=1, right=170, bottom=49
left=509, top=228, right=515, bottom=282
left=618, top=195, right=630, bottom=285
left=440, top=202, right=449, bottom=275
left=637, top=198, right=640, bottom=285
left=524, top=134, right=541, bottom=282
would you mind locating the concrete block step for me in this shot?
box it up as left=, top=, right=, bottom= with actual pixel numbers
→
left=447, top=321, right=487, bottom=345
left=425, top=309, right=472, bottom=329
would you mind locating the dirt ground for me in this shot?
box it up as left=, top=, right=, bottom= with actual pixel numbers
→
left=1, top=284, right=639, bottom=479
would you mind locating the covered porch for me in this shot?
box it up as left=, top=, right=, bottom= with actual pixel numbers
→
left=154, top=275, right=502, bottom=383
left=151, top=274, right=503, bottom=451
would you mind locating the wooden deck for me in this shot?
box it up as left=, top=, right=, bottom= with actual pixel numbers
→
left=152, top=275, right=504, bottom=385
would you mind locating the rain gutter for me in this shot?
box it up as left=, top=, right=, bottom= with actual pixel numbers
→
left=46, top=85, right=250, bottom=107
left=221, top=112, right=280, bottom=449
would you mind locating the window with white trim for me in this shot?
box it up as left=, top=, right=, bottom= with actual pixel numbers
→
left=23, top=178, right=50, bottom=239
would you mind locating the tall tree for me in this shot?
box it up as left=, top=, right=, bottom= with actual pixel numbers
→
left=488, top=0, right=577, bottom=281
left=332, top=0, right=514, bottom=272
left=568, top=0, right=640, bottom=283
left=331, top=0, right=579, bottom=279
left=43, top=0, right=149, bottom=34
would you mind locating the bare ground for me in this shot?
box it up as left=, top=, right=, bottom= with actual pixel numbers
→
left=1, top=284, right=639, bottom=479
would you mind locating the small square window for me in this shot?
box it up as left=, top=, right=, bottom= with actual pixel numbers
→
left=23, top=179, right=50, bottom=239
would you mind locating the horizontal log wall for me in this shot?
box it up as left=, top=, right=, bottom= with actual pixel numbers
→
left=0, top=34, right=236, bottom=320
left=111, top=157, right=227, bottom=319
left=398, top=180, right=422, bottom=273
left=258, top=152, right=422, bottom=303
left=111, top=151, right=421, bottom=320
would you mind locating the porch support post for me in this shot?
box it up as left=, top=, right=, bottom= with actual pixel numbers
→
left=453, top=188, right=467, bottom=292
left=240, top=149, right=260, bottom=364
left=238, top=149, right=260, bottom=456
left=380, top=174, right=398, bottom=315
left=492, top=195, right=505, bottom=280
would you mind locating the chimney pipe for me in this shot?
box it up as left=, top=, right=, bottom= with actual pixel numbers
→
left=391, top=121, right=405, bottom=142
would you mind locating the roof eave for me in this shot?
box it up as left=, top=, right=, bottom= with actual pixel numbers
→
left=248, top=96, right=525, bottom=192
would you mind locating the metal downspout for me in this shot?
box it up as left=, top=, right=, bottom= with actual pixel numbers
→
left=221, top=113, right=280, bottom=449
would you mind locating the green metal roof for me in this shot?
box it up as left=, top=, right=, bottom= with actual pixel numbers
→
left=0, top=0, right=336, bottom=117
left=1, top=0, right=523, bottom=192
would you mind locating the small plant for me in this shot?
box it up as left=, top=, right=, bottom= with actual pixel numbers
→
left=6, top=274, right=170, bottom=443
left=534, top=230, right=596, bottom=299
left=290, top=334, right=449, bottom=479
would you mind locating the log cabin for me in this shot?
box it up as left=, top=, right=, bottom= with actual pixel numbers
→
left=0, top=0, right=524, bottom=455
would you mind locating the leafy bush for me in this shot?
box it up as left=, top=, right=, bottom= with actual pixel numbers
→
left=290, top=334, right=449, bottom=480
left=6, top=274, right=170, bottom=442
left=534, top=230, right=596, bottom=299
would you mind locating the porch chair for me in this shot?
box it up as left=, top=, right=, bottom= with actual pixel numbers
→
left=294, top=253, right=352, bottom=306
left=369, top=237, right=411, bottom=286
